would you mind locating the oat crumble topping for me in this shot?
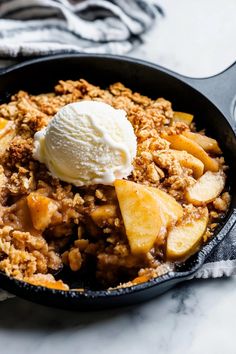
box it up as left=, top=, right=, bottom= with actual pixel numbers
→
left=0, top=79, right=230, bottom=290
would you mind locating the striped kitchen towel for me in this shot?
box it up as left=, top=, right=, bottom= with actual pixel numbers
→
left=0, top=0, right=163, bottom=59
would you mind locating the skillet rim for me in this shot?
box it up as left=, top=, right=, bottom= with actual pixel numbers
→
left=0, top=53, right=235, bottom=302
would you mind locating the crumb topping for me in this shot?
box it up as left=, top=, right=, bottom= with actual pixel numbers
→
left=0, top=79, right=230, bottom=290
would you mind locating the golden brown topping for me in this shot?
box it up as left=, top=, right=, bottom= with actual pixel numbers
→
left=0, top=79, right=229, bottom=290
left=213, top=192, right=230, bottom=212
left=91, top=205, right=117, bottom=227
left=6, top=136, right=33, bottom=166
left=68, top=248, right=82, bottom=272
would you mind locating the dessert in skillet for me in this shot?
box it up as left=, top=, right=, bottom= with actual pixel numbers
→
left=0, top=80, right=230, bottom=290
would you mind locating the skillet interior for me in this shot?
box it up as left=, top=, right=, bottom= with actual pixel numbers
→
left=0, top=54, right=235, bottom=310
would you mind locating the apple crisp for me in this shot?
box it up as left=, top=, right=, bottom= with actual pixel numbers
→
left=0, top=79, right=230, bottom=290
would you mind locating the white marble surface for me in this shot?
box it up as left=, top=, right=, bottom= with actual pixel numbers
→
left=0, top=1, right=236, bottom=354
left=131, top=0, right=236, bottom=77
left=1, top=278, right=236, bottom=354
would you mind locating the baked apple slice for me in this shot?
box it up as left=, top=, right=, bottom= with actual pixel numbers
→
left=91, top=204, right=117, bottom=227
left=173, top=112, right=194, bottom=125
left=6, top=197, right=41, bottom=237
left=147, top=186, right=183, bottom=227
left=0, top=117, right=10, bottom=131
left=27, top=192, right=58, bottom=230
left=163, top=134, right=219, bottom=172
left=114, top=180, right=163, bottom=255
left=183, top=131, right=222, bottom=154
left=0, top=119, right=15, bottom=157
left=131, top=274, right=150, bottom=285
left=166, top=208, right=208, bottom=260
left=186, top=171, right=226, bottom=205
left=24, top=274, right=69, bottom=290
left=170, top=149, right=204, bottom=178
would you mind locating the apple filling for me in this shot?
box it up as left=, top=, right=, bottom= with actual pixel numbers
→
left=0, top=80, right=230, bottom=290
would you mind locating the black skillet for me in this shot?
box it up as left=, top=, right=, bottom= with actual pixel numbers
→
left=0, top=54, right=235, bottom=310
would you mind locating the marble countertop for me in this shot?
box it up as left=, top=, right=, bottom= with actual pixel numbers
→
left=0, top=1, right=236, bottom=353
left=1, top=278, right=236, bottom=354
left=131, top=0, right=236, bottom=78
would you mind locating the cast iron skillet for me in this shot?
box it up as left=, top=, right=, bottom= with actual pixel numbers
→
left=0, top=54, right=235, bottom=310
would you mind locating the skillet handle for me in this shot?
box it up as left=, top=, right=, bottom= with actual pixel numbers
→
left=172, top=62, right=236, bottom=128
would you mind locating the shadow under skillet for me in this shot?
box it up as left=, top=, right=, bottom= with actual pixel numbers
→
left=0, top=277, right=232, bottom=332
left=0, top=294, right=145, bottom=332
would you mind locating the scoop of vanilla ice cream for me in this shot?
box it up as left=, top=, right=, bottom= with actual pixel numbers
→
left=33, top=101, right=137, bottom=186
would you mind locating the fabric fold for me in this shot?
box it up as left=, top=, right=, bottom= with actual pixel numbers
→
left=0, top=0, right=161, bottom=57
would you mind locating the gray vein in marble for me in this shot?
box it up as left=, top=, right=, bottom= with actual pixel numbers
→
left=171, top=285, right=199, bottom=316
left=0, top=277, right=236, bottom=354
